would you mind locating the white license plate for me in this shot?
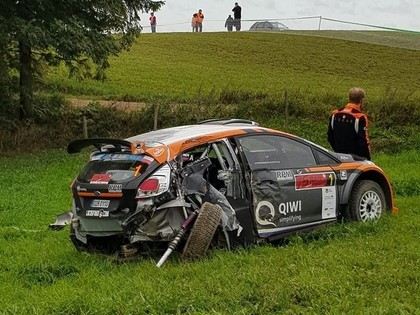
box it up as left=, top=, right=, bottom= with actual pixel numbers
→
left=86, top=210, right=110, bottom=217
left=91, top=199, right=110, bottom=208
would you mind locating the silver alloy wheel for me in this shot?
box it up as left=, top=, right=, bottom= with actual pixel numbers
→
left=359, top=190, right=382, bottom=221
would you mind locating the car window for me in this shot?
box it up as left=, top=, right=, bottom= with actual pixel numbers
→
left=238, top=135, right=316, bottom=170
left=314, top=149, right=339, bottom=165
left=77, top=153, right=154, bottom=183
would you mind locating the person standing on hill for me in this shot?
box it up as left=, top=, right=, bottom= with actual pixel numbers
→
left=191, top=13, right=199, bottom=32
left=196, top=9, right=204, bottom=32
left=232, top=2, right=242, bottom=31
left=225, top=15, right=234, bottom=31
left=327, top=87, right=371, bottom=160
left=149, top=12, right=157, bottom=33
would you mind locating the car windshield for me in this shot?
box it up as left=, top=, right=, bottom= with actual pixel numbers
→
left=77, top=153, right=155, bottom=183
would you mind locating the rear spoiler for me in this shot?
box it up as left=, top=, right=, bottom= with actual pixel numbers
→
left=67, top=138, right=132, bottom=154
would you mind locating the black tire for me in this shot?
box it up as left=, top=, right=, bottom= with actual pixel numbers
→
left=347, top=180, right=387, bottom=222
left=181, top=202, right=222, bottom=260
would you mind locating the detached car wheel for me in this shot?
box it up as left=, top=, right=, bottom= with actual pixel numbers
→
left=347, top=180, right=386, bottom=222
left=181, top=202, right=222, bottom=260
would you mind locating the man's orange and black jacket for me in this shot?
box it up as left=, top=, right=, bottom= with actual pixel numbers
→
left=327, top=103, right=371, bottom=160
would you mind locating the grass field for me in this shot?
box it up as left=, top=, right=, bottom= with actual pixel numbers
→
left=0, top=149, right=419, bottom=314
left=1, top=30, right=419, bottom=314
left=45, top=31, right=420, bottom=102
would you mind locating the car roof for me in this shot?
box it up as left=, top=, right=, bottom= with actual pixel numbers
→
left=250, top=21, right=289, bottom=30
left=126, top=120, right=287, bottom=164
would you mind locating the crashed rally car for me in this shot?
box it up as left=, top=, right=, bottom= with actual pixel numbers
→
left=54, top=119, right=397, bottom=266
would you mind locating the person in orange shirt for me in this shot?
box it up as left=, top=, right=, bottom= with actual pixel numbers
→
left=327, top=87, right=371, bottom=160
left=195, top=9, right=204, bottom=32
left=191, top=13, right=199, bottom=32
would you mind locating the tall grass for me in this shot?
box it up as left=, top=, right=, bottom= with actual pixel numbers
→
left=0, top=150, right=419, bottom=314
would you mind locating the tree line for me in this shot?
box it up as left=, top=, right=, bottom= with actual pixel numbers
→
left=0, top=0, right=164, bottom=120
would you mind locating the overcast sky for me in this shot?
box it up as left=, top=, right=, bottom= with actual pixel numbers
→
left=140, top=0, right=420, bottom=33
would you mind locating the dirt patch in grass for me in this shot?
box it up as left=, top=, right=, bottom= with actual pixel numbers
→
left=67, top=98, right=147, bottom=111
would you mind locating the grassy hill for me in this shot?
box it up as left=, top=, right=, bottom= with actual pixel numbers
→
left=28, top=31, right=414, bottom=154
left=45, top=31, right=420, bottom=101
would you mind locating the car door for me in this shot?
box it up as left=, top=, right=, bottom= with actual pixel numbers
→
left=237, top=134, right=338, bottom=239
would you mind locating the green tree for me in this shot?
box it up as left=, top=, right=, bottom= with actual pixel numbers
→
left=0, top=0, right=164, bottom=120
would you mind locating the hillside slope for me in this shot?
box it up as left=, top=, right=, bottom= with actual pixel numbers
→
left=46, top=31, right=420, bottom=102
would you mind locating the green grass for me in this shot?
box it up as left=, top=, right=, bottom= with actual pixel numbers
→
left=0, top=150, right=419, bottom=314
left=45, top=32, right=420, bottom=101
left=286, top=30, right=420, bottom=51
left=2, top=30, right=420, bottom=314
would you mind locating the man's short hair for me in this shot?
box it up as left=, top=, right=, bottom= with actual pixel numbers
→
left=349, top=87, right=366, bottom=104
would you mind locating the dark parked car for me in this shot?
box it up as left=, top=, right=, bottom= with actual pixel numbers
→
left=249, top=21, right=289, bottom=31
left=53, top=119, right=397, bottom=266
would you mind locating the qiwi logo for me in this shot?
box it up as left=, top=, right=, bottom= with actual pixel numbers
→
left=255, top=200, right=302, bottom=227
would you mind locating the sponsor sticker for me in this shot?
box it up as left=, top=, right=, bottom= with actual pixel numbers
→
left=275, top=170, right=293, bottom=181
left=90, top=174, right=111, bottom=184
left=76, top=185, right=87, bottom=192
left=322, top=187, right=336, bottom=219
left=91, top=199, right=110, bottom=208
left=86, top=210, right=109, bottom=218
left=340, top=170, right=347, bottom=180
left=141, top=155, right=154, bottom=164
left=108, top=184, right=122, bottom=193
left=255, top=199, right=302, bottom=227
left=339, top=155, right=350, bottom=160
left=295, top=172, right=335, bottom=190
left=153, top=148, right=165, bottom=156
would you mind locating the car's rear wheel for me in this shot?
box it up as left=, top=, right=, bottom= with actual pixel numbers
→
left=347, top=180, right=386, bottom=222
left=181, top=202, right=222, bottom=260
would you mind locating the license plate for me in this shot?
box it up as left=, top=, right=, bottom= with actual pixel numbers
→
left=86, top=210, right=110, bottom=218
left=91, top=199, right=110, bottom=208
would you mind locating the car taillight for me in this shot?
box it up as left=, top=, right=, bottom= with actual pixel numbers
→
left=139, top=178, right=160, bottom=192
left=136, top=164, right=171, bottom=198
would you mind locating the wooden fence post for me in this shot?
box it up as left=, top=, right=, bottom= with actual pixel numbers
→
left=153, top=105, right=159, bottom=130
left=83, top=116, right=88, bottom=138
left=284, top=90, right=289, bottom=131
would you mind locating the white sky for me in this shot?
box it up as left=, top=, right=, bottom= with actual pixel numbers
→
left=140, top=0, right=420, bottom=33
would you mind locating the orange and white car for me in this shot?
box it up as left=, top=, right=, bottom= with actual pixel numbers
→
left=57, top=119, right=397, bottom=266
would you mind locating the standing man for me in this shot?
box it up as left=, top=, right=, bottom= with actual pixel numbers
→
left=225, top=15, right=234, bottom=32
left=196, top=9, right=204, bottom=32
left=327, top=87, right=371, bottom=160
left=232, top=2, right=242, bottom=31
left=149, top=12, right=157, bottom=33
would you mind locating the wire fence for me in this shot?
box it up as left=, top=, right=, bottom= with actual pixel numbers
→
left=141, top=16, right=420, bottom=34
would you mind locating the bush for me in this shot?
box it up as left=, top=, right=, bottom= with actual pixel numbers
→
left=368, top=88, right=420, bottom=128
left=1, top=88, right=420, bottom=155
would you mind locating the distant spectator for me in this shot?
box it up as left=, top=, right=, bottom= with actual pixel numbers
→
left=225, top=15, right=234, bottom=32
left=196, top=9, right=204, bottom=32
left=149, top=12, right=157, bottom=33
left=191, top=13, right=199, bottom=32
left=232, top=2, right=242, bottom=31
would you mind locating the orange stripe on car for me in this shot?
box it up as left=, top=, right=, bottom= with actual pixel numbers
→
left=77, top=192, right=123, bottom=198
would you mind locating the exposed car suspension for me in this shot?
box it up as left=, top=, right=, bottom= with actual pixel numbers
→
left=156, top=209, right=199, bottom=267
